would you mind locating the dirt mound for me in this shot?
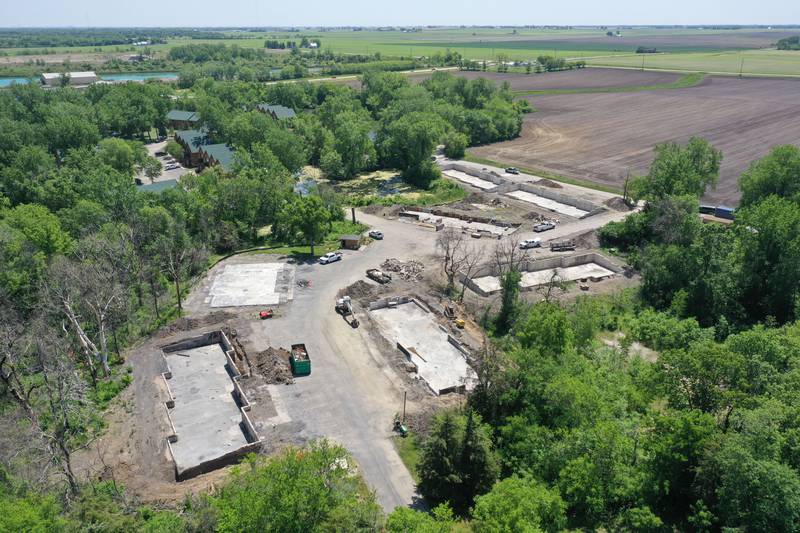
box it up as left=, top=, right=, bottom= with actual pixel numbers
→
left=604, top=196, right=633, bottom=211
left=253, top=347, right=294, bottom=384
left=572, top=229, right=600, bottom=249
left=381, top=258, right=425, bottom=282
left=157, top=311, right=235, bottom=337
left=535, top=178, right=563, bottom=189
left=339, top=279, right=378, bottom=299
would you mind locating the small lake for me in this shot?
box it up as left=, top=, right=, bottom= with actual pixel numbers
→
left=0, top=71, right=179, bottom=88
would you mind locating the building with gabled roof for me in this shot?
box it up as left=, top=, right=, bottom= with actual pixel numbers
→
left=200, top=144, right=236, bottom=172
left=256, top=103, right=297, bottom=120
left=40, top=71, right=98, bottom=87
left=174, top=129, right=210, bottom=168
left=167, top=110, right=200, bottom=130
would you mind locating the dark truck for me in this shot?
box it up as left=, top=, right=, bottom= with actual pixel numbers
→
left=290, top=343, right=311, bottom=376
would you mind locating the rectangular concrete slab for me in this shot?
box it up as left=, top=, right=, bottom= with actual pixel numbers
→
left=370, top=302, right=474, bottom=394
left=473, top=262, right=615, bottom=294
left=443, top=169, right=497, bottom=191
left=166, top=344, right=248, bottom=474
left=403, top=210, right=513, bottom=236
left=507, top=190, right=589, bottom=218
left=209, top=263, right=286, bottom=307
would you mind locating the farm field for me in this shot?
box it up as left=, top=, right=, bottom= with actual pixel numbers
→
left=470, top=74, right=800, bottom=205
left=406, top=68, right=684, bottom=91
left=587, top=48, right=800, bottom=77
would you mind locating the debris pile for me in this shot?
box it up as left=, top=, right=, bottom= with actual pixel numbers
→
left=604, top=196, right=633, bottom=212
left=252, top=347, right=294, bottom=384
left=381, top=258, right=425, bottom=282
left=296, top=279, right=312, bottom=288
left=535, top=178, right=563, bottom=189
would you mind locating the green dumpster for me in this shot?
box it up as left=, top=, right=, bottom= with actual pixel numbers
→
left=290, top=343, right=311, bottom=376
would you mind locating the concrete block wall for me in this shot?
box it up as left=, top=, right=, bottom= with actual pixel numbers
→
left=516, top=183, right=603, bottom=217
left=368, top=295, right=412, bottom=310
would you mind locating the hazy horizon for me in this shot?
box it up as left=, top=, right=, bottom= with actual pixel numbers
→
left=1, top=0, right=798, bottom=29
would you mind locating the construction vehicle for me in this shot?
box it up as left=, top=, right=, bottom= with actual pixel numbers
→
left=259, top=309, right=274, bottom=319
left=393, top=414, right=408, bottom=437
left=289, top=343, right=311, bottom=376
left=550, top=239, right=576, bottom=252
left=366, top=268, right=392, bottom=284
left=443, top=304, right=455, bottom=319
left=335, top=296, right=360, bottom=328
left=454, top=318, right=466, bottom=329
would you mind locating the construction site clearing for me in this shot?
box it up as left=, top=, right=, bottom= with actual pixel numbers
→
left=461, top=252, right=624, bottom=297
left=160, top=330, right=262, bottom=481
left=369, top=296, right=476, bottom=395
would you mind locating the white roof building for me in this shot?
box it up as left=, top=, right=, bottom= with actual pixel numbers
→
left=40, top=71, right=99, bottom=87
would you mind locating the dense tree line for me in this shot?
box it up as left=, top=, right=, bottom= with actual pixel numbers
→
left=777, top=35, right=800, bottom=50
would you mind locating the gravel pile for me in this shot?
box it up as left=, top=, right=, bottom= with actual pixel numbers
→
left=381, top=258, right=425, bottom=282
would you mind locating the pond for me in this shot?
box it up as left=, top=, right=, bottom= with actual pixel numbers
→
left=0, top=71, right=179, bottom=87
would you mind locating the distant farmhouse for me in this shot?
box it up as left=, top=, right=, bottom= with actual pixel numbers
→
left=256, top=103, right=296, bottom=120
left=167, top=110, right=200, bottom=130
left=40, top=71, right=98, bottom=87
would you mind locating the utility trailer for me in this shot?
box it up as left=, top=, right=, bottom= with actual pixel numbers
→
left=290, top=343, right=311, bottom=376
left=366, top=268, right=392, bottom=284
left=550, top=240, right=576, bottom=252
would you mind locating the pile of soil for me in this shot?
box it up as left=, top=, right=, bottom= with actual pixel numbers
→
left=536, top=178, right=563, bottom=189
left=572, top=229, right=600, bottom=249
left=604, top=196, right=633, bottom=211
left=157, top=311, right=235, bottom=337
left=253, top=347, right=294, bottom=384
left=338, top=280, right=377, bottom=300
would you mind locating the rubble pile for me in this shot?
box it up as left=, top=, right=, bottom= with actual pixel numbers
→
left=252, top=347, right=294, bottom=384
left=381, top=258, right=425, bottom=282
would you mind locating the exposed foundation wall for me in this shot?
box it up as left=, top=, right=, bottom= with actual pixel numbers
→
left=458, top=252, right=624, bottom=297
left=400, top=207, right=521, bottom=231
left=160, top=330, right=263, bottom=481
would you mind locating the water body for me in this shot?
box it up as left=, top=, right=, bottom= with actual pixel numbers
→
left=0, top=71, right=178, bottom=88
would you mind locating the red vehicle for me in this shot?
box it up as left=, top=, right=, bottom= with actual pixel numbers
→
left=259, top=309, right=274, bottom=319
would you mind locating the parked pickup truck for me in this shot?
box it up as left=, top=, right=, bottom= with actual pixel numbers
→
left=366, top=268, right=392, bottom=284
left=550, top=240, right=576, bottom=252
left=290, top=343, right=311, bottom=376
left=533, top=221, right=556, bottom=232
left=519, top=238, right=541, bottom=249
left=319, top=251, right=343, bottom=264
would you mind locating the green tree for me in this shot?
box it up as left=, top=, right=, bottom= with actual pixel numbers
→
left=442, top=130, right=468, bottom=159
left=212, top=442, right=381, bottom=532
left=494, top=270, right=521, bottom=335
left=276, top=195, right=332, bottom=256
left=386, top=504, right=455, bottom=533
left=472, top=476, right=566, bottom=533
left=739, top=145, right=800, bottom=207
left=3, top=203, right=73, bottom=256
left=631, top=137, right=721, bottom=201
left=380, top=112, right=446, bottom=187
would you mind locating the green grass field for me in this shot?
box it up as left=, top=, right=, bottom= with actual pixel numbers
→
left=2, top=27, right=798, bottom=77
left=586, top=49, right=800, bottom=76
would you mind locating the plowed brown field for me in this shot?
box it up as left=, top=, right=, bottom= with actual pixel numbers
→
left=471, top=75, right=800, bottom=205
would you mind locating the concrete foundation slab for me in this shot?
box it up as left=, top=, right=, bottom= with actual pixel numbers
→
left=443, top=169, right=497, bottom=191
left=208, top=263, right=293, bottom=307
left=507, top=190, right=589, bottom=218
left=473, top=262, right=615, bottom=293
left=164, top=344, right=249, bottom=476
left=370, top=301, right=475, bottom=395
left=403, top=210, right=513, bottom=237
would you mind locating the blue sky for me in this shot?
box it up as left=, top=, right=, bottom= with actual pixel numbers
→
left=1, top=0, right=798, bottom=27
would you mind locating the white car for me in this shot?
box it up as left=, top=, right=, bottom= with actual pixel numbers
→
left=319, top=252, right=343, bottom=264
left=368, top=230, right=384, bottom=240
left=519, top=238, right=541, bottom=249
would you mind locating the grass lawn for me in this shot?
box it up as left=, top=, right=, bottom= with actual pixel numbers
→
left=393, top=432, right=421, bottom=484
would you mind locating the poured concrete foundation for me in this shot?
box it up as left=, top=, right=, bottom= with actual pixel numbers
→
left=461, top=252, right=623, bottom=297
left=161, top=331, right=261, bottom=480
left=401, top=210, right=516, bottom=237
left=207, top=262, right=294, bottom=307
left=370, top=299, right=475, bottom=395
left=507, top=190, right=589, bottom=218
left=443, top=169, right=498, bottom=191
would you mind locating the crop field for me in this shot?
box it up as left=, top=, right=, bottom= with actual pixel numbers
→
left=469, top=73, right=800, bottom=205
left=587, top=49, right=800, bottom=77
